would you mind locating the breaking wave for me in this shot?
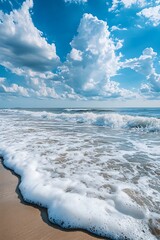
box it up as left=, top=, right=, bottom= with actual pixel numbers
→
left=2, top=109, right=160, bottom=132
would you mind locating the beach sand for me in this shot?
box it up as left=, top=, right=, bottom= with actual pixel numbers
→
left=0, top=159, right=108, bottom=240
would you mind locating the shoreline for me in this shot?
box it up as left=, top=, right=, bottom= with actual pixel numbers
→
left=0, top=157, right=109, bottom=240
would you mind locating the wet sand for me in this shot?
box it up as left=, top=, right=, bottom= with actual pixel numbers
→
left=0, top=159, right=109, bottom=240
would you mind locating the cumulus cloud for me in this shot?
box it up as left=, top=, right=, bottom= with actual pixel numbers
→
left=140, top=73, right=160, bottom=97
left=0, top=2, right=136, bottom=100
left=137, top=5, right=160, bottom=26
left=0, top=76, right=29, bottom=97
left=123, top=48, right=156, bottom=75
left=58, top=13, right=131, bottom=99
left=0, top=77, right=65, bottom=99
left=70, top=48, right=83, bottom=61
left=122, top=48, right=160, bottom=97
left=109, top=0, right=146, bottom=11
left=109, top=0, right=160, bottom=29
left=26, top=77, right=78, bottom=99
left=0, top=83, right=29, bottom=97
left=0, top=0, right=60, bottom=77
left=30, top=81, right=59, bottom=99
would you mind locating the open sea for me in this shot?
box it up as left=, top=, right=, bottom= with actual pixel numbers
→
left=0, top=108, right=160, bottom=240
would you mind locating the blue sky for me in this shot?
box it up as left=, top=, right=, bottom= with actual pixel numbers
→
left=0, top=0, right=160, bottom=108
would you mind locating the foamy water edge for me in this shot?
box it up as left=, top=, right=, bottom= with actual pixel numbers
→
left=0, top=109, right=159, bottom=240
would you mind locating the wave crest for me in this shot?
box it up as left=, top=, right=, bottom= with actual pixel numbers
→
left=1, top=109, right=160, bottom=132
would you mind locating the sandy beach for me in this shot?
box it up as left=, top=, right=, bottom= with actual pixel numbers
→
left=0, top=159, right=108, bottom=240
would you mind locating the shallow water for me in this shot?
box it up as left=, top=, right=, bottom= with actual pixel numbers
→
left=0, top=108, right=160, bottom=240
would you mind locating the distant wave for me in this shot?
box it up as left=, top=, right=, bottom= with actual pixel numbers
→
left=64, top=108, right=114, bottom=113
left=57, top=113, right=160, bottom=132
left=1, top=109, right=160, bottom=132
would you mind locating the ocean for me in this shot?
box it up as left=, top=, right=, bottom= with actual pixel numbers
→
left=0, top=108, right=160, bottom=240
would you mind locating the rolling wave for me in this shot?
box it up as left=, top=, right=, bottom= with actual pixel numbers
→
left=1, top=109, right=160, bottom=132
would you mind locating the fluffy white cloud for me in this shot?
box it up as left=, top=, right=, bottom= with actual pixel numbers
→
left=140, top=73, right=160, bottom=98
left=0, top=0, right=60, bottom=77
left=142, top=71, right=160, bottom=97
left=0, top=77, right=64, bottom=99
left=27, top=77, right=78, bottom=99
left=137, top=5, right=160, bottom=26
left=109, top=0, right=146, bottom=11
left=31, top=83, right=59, bottom=99
left=1, top=83, right=29, bottom=97
left=0, top=76, right=29, bottom=97
left=70, top=48, right=83, bottom=61
left=122, top=48, right=160, bottom=97
left=123, top=48, right=156, bottom=75
left=0, top=3, right=136, bottom=100
left=58, top=13, right=131, bottom=99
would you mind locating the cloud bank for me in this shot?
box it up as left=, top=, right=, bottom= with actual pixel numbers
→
left=0, top=0, right=159, bottom=102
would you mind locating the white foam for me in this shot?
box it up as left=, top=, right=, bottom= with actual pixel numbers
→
left=1, top=109, right=160, bottom=132
left=0, top=109, right=159, bottom=239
